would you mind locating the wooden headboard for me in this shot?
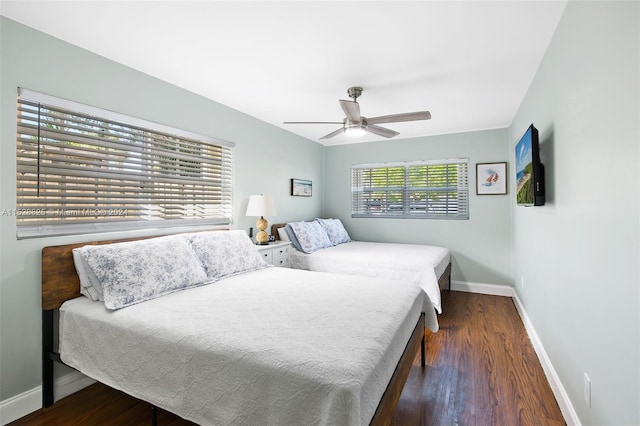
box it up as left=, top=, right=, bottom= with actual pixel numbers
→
left=270, top=223, right=288, bottom=240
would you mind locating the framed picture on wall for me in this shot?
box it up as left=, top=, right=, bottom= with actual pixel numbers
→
left=476, top=162, right=507, bottom=195
left=291, top=178, right=312, bottom=197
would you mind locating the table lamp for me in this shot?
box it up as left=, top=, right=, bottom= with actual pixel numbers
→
left=245, top=194, right=276, bottom=245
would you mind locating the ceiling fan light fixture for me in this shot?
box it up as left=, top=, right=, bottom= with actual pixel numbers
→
left=345, top=126, right=366, bottom=137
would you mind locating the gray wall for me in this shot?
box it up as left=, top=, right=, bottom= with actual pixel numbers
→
left=510, top=1, right=639, bottom=425
left=323, top=129, right=513, bottom=286
left=0, top=17, right=323, bottom=401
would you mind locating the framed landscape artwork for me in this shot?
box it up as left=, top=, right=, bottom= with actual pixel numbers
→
left=476, top=162, right=507, bottom=195
left=291, top=178, right=312, bottom=197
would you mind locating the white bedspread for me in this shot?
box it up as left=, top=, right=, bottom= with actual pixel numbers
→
left=60, top=267, right=437, bottom=426
left=289, top=241, right=450, bottom=313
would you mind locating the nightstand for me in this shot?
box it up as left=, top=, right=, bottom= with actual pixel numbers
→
left=256, top=241, right=291, bottom=268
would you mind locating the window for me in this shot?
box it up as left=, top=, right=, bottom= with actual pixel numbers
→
left=351, top=159, right=469, bottom=219
left=15, top=88, right=234, bottom=238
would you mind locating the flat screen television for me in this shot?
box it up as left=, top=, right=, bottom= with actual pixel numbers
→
left=515, top=124, right=545, bottom=206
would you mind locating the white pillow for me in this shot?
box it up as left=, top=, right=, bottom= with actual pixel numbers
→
left=277, top=226, right=290, bottom=241
left=78, top=234, right=210, bottom=310
left=188, top=230, right=269, bottom=280
left=287, top=221, right=333, bottom=254
left=315, top=218, right=351, bottom=246
left=72, top=248, right=103, bottom=301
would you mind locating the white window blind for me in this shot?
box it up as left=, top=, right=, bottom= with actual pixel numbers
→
left=15, top=88, right=235, bottom=238
left=351, top=159, right=469, bottom=219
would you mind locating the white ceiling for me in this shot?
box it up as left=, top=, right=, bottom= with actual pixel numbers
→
left=1, top=0, right=567, bottom=145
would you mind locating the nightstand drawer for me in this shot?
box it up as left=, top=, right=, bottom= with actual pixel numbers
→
left=272, top=256, right=289, bottom=268
left=272, top=245, right=289, bottom=258
left=260, top=250, right=273, bottom=262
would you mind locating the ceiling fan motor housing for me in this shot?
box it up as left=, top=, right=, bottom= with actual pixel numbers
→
left=347, top=86, right=363, bottom=100
left=344, top=116, right=367, bottom=127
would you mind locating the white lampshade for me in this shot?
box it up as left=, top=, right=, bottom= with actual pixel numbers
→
left=245, top=194, right=276, bottom=217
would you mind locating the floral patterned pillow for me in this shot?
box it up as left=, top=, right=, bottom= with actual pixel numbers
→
left=287, top=221, right=333, bottom=253
left=315, top=218, right=351, bottom=246
left=188, top=230, right=269, bottom=280
left=78, top=234, right=210, bottom=310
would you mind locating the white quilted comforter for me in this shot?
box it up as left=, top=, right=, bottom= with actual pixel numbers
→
left=289, top=241, right=450, bottom=313
left=60, top=267, right=437, bottom=426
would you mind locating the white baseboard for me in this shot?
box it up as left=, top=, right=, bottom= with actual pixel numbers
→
left=450, top=280, right=581, bottom=426
left=0, top=387, right=40, bottom=426
left=450, top=279, right=514, bottom=297
left=511, top=291, right=581, bottom=426
left=0, top=371, right=95, bottom=425
left=54, top=371, right=96, bottom=402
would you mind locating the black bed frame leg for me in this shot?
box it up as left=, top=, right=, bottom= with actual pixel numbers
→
left=151, top=405, right=158, bottom=426
left=42, top=309, right=55, bottom=407
left=420, top=335, right=426, bottom=368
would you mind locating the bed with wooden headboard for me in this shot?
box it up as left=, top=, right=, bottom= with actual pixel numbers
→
left=272, top=222, right=452, bottom=314
left=41, top=231, right=434, bottom=425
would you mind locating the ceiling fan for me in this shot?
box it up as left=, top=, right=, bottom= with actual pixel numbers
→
left=284, top=86, right=431, bottom=140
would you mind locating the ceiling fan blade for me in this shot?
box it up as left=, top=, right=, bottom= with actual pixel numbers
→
left=283, top=121, right=343, bottom=124
left=366, top=111, right=431, bottom=125
left=366, top=124, right=399, bottom=138
left=320, top=128, right=345, bottom=140
left=339, top=100, right=361, bottom=122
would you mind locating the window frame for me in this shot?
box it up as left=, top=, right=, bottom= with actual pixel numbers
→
left=351, top=159, right=469, bottom=220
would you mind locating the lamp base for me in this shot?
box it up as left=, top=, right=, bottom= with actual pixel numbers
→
left=255, top=229, right=269, bottom=245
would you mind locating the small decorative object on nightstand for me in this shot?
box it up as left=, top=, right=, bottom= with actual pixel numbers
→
left=245, top=194, right=276, bottom=245
left=256, top=241, right=291, bottom=268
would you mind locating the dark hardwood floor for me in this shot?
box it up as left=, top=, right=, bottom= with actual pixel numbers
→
left=391, top=291, right=565, bottom=426
left=11, top=291, right=565, bottom=425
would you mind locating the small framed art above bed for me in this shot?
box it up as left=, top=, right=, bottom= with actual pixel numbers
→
left=272, top=219, right=452, bottom=314
left=41, top=229, right=438, bottom=426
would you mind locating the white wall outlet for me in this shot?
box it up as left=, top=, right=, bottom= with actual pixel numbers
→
left=583, top=373, right=591, bottom=407
left=520, top=275, right=525, bottom=289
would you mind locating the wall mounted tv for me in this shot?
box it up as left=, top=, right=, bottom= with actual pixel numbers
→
left=515, top=124, right=545, bottom=206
